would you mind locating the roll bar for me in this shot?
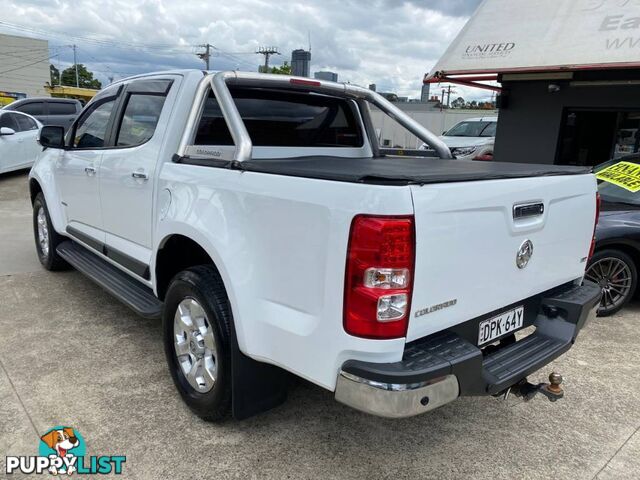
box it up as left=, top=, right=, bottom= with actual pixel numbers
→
left=177, top=71, right=453, bottom=162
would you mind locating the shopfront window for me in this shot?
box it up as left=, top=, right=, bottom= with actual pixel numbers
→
left=613, top=112, right=640, bottom=158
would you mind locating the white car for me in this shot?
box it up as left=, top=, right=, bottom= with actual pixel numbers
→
left=0, top=110, right=42, bottom=174
left=422, top=116, right=497, bottom=160
left=30, top=71, right=600, bottom=421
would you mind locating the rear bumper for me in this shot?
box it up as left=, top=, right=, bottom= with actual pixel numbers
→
left=335, top=281, right=601, bottom=418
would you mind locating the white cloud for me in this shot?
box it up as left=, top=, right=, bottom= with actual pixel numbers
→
left=0, top=0, right=487, bottom=99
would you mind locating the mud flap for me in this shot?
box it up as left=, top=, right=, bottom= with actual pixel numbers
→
left=230, top=328, right=289, bottom=420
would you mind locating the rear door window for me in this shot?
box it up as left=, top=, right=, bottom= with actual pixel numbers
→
left=16, top=102, right=45, bottom=116
left=115, top=94, right=166, bottom=147
left=195, top=88, right=363, bottom=147
left=48, top=102, right=77, bottom=115
left=481, top=122, right=497, bottom=137
left=14, top=114, right=38, bottom=131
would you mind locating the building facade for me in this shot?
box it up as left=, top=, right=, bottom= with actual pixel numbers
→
left=420, top=83, right=431, bottom=103
left=425, top=0, right=640, bottom=167
left=0, top=33, right=50, bottom=103
left=291, top=49, right=311, bottom=77
left=314, top=71, right=338, bottom=82
left=494, top=70, right=640, bottom=166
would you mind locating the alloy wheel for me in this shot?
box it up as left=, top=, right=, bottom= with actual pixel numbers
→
left=585, top=257, right=633, bottom=314
left=173, top=298, right=218, bottom=393
left=36, top=206, right=49, bottom=258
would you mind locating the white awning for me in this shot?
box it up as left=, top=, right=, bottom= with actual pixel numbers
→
left=428, top=0, right=640, bottom=78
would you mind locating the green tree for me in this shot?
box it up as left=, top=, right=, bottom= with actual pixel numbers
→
left=49, top=64, right=60, bottom=86
left=451, top=96, right=465, bottom=109
left=269, top=61, right=292, bottom=75
left=61, top=64, right=102, bottom=89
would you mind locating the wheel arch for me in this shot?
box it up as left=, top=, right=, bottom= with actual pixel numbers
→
left=155, top=233, right=220, bottom=301
left=591, top=240, right=640, bottom=302
left=29, top=178, right=43, bottom=205
left=28, top=175, right=66, bottom=234
left=594, top=240, right=640, bottom=272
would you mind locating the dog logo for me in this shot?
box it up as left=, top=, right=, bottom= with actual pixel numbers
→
left=6, top=425, right=125, bottom=475
left=40, top=427, right=81, bottom=475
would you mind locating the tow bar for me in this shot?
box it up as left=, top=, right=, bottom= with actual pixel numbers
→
left=501, top=372, right=564, bottom=403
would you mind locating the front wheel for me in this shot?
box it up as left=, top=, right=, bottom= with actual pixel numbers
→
left=585, top=249, right=637, bottom=316
left=162, top=266, right=232, bottom=421
left=32, top=193, right=68, bottom=271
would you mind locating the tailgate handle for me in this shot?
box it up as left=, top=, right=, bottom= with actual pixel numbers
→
left=513, top=202, right=544, bottom=219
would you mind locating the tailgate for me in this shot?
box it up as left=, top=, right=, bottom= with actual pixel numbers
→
left=407, top=173, right=597, bottom=342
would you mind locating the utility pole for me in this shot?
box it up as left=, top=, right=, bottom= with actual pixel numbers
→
left=73, top=44, right=79, bottom=87
left=196, top=43, right=213, bottom=70
left=255, top=46, right=280, bottom=73
left=446, top=85, right=458, bottom=109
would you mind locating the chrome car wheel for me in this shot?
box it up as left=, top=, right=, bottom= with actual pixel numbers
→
left=36, top=206, right=49, bottom=258
left=173, top=298, right=218, bottom=393
left=585, top=257, right=633, bottom=315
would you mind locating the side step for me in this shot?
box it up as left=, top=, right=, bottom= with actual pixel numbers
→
left=57, top=241, right=162, bottom=319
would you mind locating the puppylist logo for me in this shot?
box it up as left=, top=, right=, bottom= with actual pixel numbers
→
left=5, top=426, right=126, bottom=475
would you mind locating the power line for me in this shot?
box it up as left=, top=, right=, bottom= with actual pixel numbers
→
left=196, top=43, right=213, bottom=70
left=255, top=46, right=280, bottom=72
left=0, top=53, right=59, bottom=75
left=0, top=20, right=191, bottom=51
left=0, top=20, right=259, bottom=76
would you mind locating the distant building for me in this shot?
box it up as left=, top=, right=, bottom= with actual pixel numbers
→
left=0, top=33, right=50, bottom=103
left=291, top=49, right=311, bottom=77
left=314, top=71, right=338, bottom=82
left=420, top=83, right=431, bottom=103
left=369, top=84, right=376, bottom=92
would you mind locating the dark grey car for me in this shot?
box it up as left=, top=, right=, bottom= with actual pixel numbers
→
left=3, top=98, right=82, bottom=133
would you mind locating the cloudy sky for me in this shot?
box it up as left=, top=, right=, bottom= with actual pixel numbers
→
left=0, top=0, right=487, bottom=100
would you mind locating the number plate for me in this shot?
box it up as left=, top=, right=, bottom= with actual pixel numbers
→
left=478, top=306, right=524, bottom=345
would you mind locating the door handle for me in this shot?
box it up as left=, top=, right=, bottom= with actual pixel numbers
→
left=84, top=166, right=96, bottom=176
left=131, top=170, right=148, bottom=180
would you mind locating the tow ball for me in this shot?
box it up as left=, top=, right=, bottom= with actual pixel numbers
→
left=502, top=372, right=564, bottom=402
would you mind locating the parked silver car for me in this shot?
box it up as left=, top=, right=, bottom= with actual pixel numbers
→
left=3, top=97, right=82, bottom=133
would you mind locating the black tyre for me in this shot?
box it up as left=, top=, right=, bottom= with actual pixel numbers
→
left=162, top=265, right=232, bottom=421
left=32, top=193, right=69, bottom=271
left=585, top=249, right=637, bottom=316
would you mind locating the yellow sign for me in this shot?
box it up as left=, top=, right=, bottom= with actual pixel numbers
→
left=596, top=161, right=640, bottom=192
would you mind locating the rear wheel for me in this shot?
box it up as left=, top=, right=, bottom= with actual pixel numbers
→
left=162, top=266, right=232, bottom=421
left=32, top=193, right=68, bottom=271
left=585, top=249, right=637, bottom=316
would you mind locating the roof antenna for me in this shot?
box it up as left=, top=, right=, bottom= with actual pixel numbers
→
left=308, top=31, right=312, bottom=52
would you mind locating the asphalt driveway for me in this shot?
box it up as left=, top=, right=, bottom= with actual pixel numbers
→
left=1, top=171, right=639, bottom=479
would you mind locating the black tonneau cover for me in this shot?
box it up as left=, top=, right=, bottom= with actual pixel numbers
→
left=175, top=155, right=591, bottom=185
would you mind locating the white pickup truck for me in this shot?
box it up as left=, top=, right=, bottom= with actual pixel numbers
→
left=30, top=70, right=601, bottom=420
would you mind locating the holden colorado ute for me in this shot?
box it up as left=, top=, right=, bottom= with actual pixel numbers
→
left=29, top=70, right=601, bottom=420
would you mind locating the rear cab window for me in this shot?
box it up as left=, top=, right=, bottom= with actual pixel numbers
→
left=194, top=88, right=365, bottom=153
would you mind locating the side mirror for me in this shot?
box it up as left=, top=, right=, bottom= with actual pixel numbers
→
left=38, top=126, right=65, bottom=149
left=0, top=127, right=15, bottom=136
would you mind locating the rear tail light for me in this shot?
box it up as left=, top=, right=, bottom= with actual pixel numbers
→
left=588, top=192, right=601, bottom=260
left=343, top=215, right=415, bottom=339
